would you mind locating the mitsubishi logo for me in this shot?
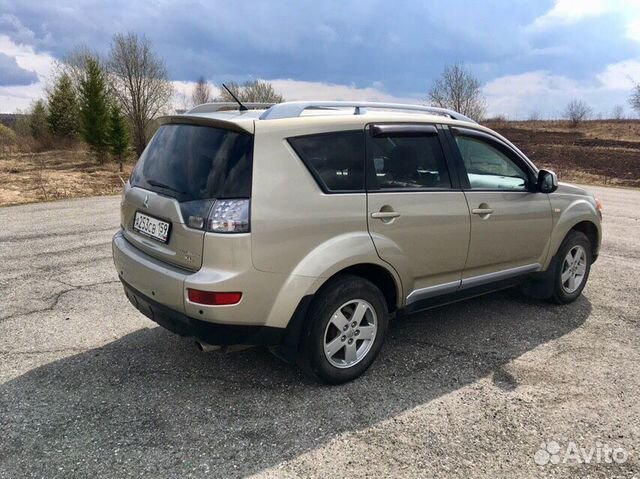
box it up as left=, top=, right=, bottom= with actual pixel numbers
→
left=143, top=195, right=149, bottom=208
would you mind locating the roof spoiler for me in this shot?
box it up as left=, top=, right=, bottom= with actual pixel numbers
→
left=188, top=102, right=276, bottom=114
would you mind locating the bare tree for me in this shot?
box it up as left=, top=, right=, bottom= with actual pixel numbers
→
left=217, top=80, right=284, bottom=103
left=563, top=99, right=592, bottom=127
left=108, top=32, right=173, bottom=156
left=629, top=82, right=640, bottom=118
left=191, top=76, right=213, bottom=106
left=527, top=110, right=541, bottom=121
left=428, top=63, right=486, bottom=122
left=611, top=105, right=625, bottom=120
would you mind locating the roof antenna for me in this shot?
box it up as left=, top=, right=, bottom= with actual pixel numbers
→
left=222, top=83, right=248, bottom=111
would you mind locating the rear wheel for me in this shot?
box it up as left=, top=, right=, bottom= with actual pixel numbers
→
left=550, top=230, right=592, bottom=304
left=300, top=275, right=388, bottom=384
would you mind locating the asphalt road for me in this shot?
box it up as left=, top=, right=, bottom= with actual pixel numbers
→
left=1, top=185, right=638, bottom=479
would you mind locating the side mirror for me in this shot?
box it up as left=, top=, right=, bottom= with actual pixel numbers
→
left=537, top=169, right=558, bottom=193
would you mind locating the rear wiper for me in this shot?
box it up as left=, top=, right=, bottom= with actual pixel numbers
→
left=147, top=180, right=187, bottom=194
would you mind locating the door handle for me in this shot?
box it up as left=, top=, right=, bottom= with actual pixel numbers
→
left=471, top=208, right=493, bottom=215
left=371, top=211, right=401, bottom=219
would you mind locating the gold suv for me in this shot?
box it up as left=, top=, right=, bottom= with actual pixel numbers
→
left=112, top=101, right=602, bottom=383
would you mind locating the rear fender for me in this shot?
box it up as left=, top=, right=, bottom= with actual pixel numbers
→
left=263, top=232, right=403, bottom=328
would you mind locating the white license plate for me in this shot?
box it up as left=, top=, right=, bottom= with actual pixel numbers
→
left=133, top=212, right=170, bottom=243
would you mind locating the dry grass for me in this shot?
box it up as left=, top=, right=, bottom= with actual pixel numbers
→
left=0, top=119, right=637, bottom=208
left=499, top=119, right=640, bottom=142
left=0, top=149, right=134, bottom=207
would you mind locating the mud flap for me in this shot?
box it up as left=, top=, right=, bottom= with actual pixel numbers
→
left=521, top=255, right=558, bottom=300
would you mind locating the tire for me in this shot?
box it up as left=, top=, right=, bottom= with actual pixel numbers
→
left=299, top=275, right=389, bottom=384
left=549, top=230, right=592, bottom=304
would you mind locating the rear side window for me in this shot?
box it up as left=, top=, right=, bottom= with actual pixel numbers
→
left=130, top=123, right=253, bottom=201
left=288, top=131, right=364, bottom=192
left=367, top=131, right=451, bottom=190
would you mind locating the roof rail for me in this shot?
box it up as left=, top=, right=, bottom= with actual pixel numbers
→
left=188, top=102, right=276, bottom=114
left=258, top=101, right=477, bottom=123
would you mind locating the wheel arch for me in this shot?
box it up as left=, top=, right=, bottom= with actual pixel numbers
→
left=321, top=263, right=401, bottom=314
left=569, top=220, right=600, bottom=261
left=545, top=198, right=601, bottom=269
left=274, top=262, right=402, bottom=363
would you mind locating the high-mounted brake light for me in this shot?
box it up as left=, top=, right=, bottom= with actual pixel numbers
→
left=187, top=289, right=242, bottom=305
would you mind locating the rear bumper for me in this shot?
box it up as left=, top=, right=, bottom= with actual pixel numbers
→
left=112, top=229, right=314, bottom=349
left=121, top=277, right=285, bottom=346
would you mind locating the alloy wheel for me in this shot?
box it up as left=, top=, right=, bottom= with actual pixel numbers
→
left=323, top=299, right=378, bottom=369
left=560, top=245, right=587, bottom=294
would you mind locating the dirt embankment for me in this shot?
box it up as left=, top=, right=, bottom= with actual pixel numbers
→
left=0, top=120, right=638, bottom=208
left=486, top=120, right=640, bottom=188
left=0, top=149, right=134, bottom=207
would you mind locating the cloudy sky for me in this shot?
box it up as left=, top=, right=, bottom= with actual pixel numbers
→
left=1, top=0, right=639, bottom=118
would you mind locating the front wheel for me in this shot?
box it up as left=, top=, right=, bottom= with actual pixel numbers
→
left=300, top=275, right=389, bottom=384
left=550, top=230, right=592, bottom=304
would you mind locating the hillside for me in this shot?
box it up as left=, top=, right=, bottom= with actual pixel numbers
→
left=485, top=120, right=640, bottom=188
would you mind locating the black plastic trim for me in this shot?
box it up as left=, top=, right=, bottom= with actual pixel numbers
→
left=370, top=123, right=438, bottom=137
left=272, top=294, right=314, bottom=363
left=401, top=274, right=530, bottom=315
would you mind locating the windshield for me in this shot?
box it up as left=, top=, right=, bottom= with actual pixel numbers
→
left=130, top=123, right=253, bottom=201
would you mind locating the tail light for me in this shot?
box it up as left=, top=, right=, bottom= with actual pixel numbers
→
left=187, top=289, right=242, bottom=305
left=180, top=199, right=250, bottom=233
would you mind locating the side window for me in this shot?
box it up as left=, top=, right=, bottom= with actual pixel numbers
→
left=454, top=135, right=529, bottom=191
left=368, top=132, right=451, bottom=190
left=288, top=131, right=364, bottom=192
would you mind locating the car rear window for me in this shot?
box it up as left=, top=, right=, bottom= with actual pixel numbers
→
left=130, top=123, right=253, bottom=201
left=288, top=130, right=364, bottom=192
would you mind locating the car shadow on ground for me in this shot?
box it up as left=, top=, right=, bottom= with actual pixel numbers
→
left=0, top=291, right=591, bottom=478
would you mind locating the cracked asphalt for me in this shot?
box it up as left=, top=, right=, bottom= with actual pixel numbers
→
left=1, top=186, right=639, bottom=479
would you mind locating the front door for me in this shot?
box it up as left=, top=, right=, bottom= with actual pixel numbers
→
left=448, top=127, right=553, bottom=284
left=366, top=124, right=471, bottom=304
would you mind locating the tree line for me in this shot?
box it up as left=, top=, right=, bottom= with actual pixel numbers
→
left=18, top=33, right=172, bottom=170
left=10, top=34, right=640, bottom=166
left=427, top=63, right=640, bottom=125
left=14, top=32, right=286, bottom=169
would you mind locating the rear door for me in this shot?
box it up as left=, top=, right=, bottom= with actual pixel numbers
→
left=122, top=120, right=253, bottom=270
left=445, top=127, right=553, bottom=282
left=366, top=124, right=471, bottom=304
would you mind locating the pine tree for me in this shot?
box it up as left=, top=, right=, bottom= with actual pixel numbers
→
left=79, top=57, right=110, bottom=162
left=29, top=100, right=48, bottom=139
left=108, top=104, right=130, bottom=172
left=47, top=73, right=79, bottom=139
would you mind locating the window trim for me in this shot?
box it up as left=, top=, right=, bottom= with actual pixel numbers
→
left=365, top=123, right=459, bottom=193
left=371, top=123, right=438, bottom=138
left=448, top=126, right=538, bottom=192
left=286, top=129, right=366, bottom=194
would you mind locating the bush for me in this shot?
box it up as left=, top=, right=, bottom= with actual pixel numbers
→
left=0, top=124, right=17, bottom=145
left=564, top=99, right=592, bottom=127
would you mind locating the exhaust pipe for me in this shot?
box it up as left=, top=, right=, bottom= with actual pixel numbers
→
left=195, top=340, right=221, bottom=353
left=195, top=341, right=253, bottom=353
